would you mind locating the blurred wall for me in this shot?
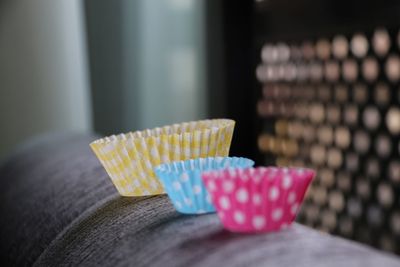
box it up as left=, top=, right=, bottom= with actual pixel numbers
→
left=85, top=0, right=207, bottom=135
left=0, top=0, right=92, bottom=159
left=134, top=0, right=207, bottom=130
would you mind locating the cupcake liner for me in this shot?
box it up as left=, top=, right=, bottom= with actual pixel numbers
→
left=201, top=167, right=315, bottom=233
left=90, top=119, right=235, bottom=196
left=154, top=157, right=254, bottom=214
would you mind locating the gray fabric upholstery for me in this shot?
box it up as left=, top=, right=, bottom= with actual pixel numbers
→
left=0, top=133, right=117, bottom=266
left=1, top=133, right=400, bottom=266
left=35, top=196, right=400, bottom=267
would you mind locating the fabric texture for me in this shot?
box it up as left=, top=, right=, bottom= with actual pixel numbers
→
left=0, top=133, right=400, bottom=267
left=0, top=133, right=118, bottom=266
left=35, top=196, right=400, bottom=267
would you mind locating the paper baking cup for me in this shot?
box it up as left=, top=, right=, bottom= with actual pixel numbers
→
left=202, top=167, right=315, bottom=233
left=154, top=157, right=254, bottom=214
left=90, top=119, right=235, bottom=196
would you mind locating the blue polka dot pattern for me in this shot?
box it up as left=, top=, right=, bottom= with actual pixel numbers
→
left=154, top=157, right=254, bottom=214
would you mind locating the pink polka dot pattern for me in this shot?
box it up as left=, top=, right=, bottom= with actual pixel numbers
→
left=201, top=167, right=315, bottom=233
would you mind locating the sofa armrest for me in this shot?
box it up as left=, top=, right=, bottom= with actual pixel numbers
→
left=1, top=133, right=399, bottom=266
left=0, top=133, right=118, bottom=266
left=36, top=195, right=400, bottom=267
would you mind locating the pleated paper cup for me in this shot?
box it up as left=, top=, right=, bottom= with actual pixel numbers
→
left=154, top=157, right=254, bottom=214
left=90, top=119, right=235, bottom=196
left=202, top=167, right=315, bottom=233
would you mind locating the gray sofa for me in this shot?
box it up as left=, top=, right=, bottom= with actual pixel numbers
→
left=1, top=133, right=399, bottom=266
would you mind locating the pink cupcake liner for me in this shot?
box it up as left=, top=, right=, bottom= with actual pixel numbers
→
left=201, top=167, right=315, bottom=233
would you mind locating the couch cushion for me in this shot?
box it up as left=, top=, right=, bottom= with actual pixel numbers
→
left=1, top=133, right=399, bottom=267
left=0, top=133, right=118, bottom=266
left=36, top=195, right=400, bottom=267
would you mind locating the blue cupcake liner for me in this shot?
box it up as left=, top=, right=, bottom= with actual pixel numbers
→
left=154, top=157, right=254, bottom=214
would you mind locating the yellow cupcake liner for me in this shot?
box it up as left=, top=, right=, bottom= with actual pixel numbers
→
left=90, top=119, right=235, bottom=196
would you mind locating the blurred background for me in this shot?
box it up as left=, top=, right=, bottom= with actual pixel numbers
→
left=0, top=0, right=256, bottom=162
left=1, top=0, right=400, bottom=255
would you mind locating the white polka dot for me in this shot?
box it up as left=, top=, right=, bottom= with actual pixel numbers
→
left=234, top=211, right=246, bottom=224
left=253, top=194, right=262, bottom=205
left=269, top=187, right=279, bottom=201
left=193, top=185, right=202, bottom=195
left=236, top=188, right=249, bottom=203
left=173, top=181, right=181, bottom=190
left=272, top=208, right=283, bottom=221
left=197, top=209, right=205, bottom=214
left=180, top=173, right=189, bottom=182
left=175, top=201, right=182, bottom=209
left=296, top=168, right=305, bottom=175
left=252, top=216, right=266, bottom=229
left=207, top=181, right=217, bottom=191
left=282, top=175, right=293, bottom=189
left=287, top=192, right=297, bottom=204
left=184, top=198, right=192, bottom=206
left=222, top=181, right=234, bottom=193
left=291, top=203, right=299, bottom=215
left=206, top=194, right=212, bottom=203
left=219, top=196, right=230, bottom=209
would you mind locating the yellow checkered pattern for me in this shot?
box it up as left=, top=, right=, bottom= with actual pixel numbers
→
left=90, top=119, right=235, bottom=196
